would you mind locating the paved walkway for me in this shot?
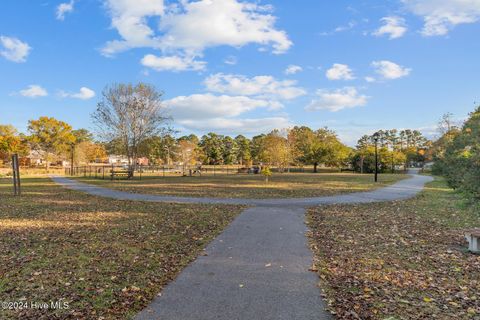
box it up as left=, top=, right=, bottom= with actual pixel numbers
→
left=51, top=171, right=433, bottom=320
left=51, top=171, right=432, bottom=207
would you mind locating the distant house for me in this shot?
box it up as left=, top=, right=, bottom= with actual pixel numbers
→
left=55, top=160, right=71, bottom=167
left=107, top=155, right=149, bottom=166
left=21, top=150, right=45, bottom=166
left=137, top=157, right=149, bottom=166
left=108, top=155, right=129, bottom=165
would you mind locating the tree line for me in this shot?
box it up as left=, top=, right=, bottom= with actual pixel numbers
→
left=0, top=83, right=430, bottom=173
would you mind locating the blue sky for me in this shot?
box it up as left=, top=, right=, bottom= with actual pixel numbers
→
left=1, top=0, right=479, bottom=145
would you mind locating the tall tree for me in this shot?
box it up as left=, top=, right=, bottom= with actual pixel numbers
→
left=178, top=140, right=198, bottom=174
left=200, top=133, right=224, bottom=164
left=250, top=134, right=266, bottom=163
left=0, top=125, right=29, bottom=162
left=222, top=136, right=238, bottom=164
left=178, top=134, right=199, bottom=145
left=92, top=83, right=170, bottom=165
left=138, top=135, right=179, bottom=165
left=28, top=117, right=75, bottom=169
left=72, top=129, right=93, bottom=143
left=70, top=129, right=95, bottom=165
left=235, top=135, right=251, bottom=166
left=258, top=131, right=291, bottom=171
left=289, top=126, right=349, bottom=172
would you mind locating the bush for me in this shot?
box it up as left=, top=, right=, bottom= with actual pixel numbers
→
left=438, top=106, right=480, bottom=199
left=261, top=166, right=272, bottom=183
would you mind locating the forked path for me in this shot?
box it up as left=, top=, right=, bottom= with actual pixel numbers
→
left=51, top=171, right=433, bottom=320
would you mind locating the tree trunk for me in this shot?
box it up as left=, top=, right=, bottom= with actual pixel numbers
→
left=313, top=162, right=318, bottom=173
left=45, top=152, right=50, bottom=172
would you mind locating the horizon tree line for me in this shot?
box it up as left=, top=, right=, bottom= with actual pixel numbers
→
left=0, top=82, right=431, bottom=172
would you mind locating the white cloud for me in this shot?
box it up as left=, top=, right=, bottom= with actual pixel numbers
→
left=101, top=0, right=165, bottom=56
left=224, top=55, right=238, bottom=65
left=373, top=16, right=407, bottom=39
left=56, top=0, right=75, bottom=21
left=102, top=0, right=291, bottom=70
left=306, top=87, right=368, bottom=112
left=178, top=117, right=290, bottom=134
left=19, top=85, right=48, bottom=98
left=284, top=64, right=302, bottom=75
left=159, top=0, right=291, bottom=54
left=365, top=76, right=376, bottom=83
left=141, top=54, right=206, bottom=71
left=204, top=73, right=306, bottom=100
left=371, top=60, right=411, bottom=79
left=165, top=93, right=282, bottom=120
left=60, top=87, right=96, bottom=100
left=403, top=0, right=480, bottom=36
left=165, top=92, right=290, bottom=134
left=326, top=63, right=355, bottom=80
left=0, top=36, right=31, bottom=63
left=320, top=21, right=357, bottom=36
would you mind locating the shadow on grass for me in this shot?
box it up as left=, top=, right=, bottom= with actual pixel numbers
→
left=0, top=177, right=244, bottom=319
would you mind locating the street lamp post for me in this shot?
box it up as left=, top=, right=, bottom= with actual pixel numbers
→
left=373, top=133, right=379, bottom=182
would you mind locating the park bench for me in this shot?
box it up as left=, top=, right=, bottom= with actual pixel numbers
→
left=249, top=166, right=260, bottom=174
left=465, top=229, right=480, bottom=253
left=110, top=169, right=134, bottom=180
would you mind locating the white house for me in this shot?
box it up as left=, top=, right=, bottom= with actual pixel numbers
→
left=108, top=155, right=129, bottom=164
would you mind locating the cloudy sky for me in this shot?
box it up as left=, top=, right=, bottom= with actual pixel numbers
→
left=1, top=0, right=479, bottom=145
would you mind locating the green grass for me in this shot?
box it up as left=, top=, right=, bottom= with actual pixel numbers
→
left=307, top=177, right=480, bottom=319
left=0, top=177, right=244, bottom=319
left=73, top=172, right=408, bottom=199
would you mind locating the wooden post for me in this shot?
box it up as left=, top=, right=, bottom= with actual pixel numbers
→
left=12, top=155, right=17, bottom=195
left=11, top=154, right=21, bottom=196
left=70, top=143, right=75, bottom=176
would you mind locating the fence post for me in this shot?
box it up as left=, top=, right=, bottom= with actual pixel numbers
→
left=12, top=155, right=17, bottom=195
left=11, top=154, right=21, bottom=196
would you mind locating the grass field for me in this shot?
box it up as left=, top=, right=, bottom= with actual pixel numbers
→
left=307, top=177, right=480, bottom=319
left=0, top=177, right=244, bottom=319
left=74, top=172, right=408, bottom=199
